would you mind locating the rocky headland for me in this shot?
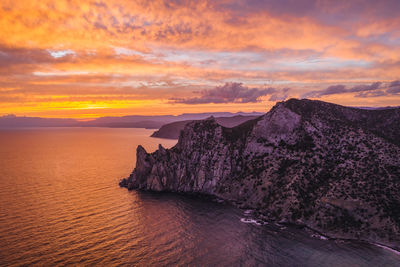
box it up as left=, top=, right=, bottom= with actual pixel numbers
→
left=120, top=99, right=400, bottom=249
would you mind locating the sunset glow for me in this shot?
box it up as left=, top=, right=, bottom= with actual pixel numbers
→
left=1, top=0, right=399, bottom=118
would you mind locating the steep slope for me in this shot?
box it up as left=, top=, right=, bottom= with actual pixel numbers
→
left=151, top=115, right=260, bottom=139
left=120, top=99, right=400, bottom=248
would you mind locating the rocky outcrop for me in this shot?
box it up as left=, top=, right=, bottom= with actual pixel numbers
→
left=120, top=99, right=400, bottom=249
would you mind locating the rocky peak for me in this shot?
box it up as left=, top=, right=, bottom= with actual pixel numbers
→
left=176, top=117, right=223, bottom=151
left=120, top=99, right=400, bottom=249
left=135, top=145, right=151, bottom=173
left=251, top=102, right=301, bottom=145
left=205, top=115, right=216, bottom=120
left=282, top=98, right=400, bottom=146
left=158, top=144, right=166, bottom=152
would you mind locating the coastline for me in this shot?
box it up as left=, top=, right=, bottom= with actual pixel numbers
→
left=120, top=181, right=400, bottom=255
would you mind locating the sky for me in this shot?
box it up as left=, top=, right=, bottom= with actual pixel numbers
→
left=1, top=0, right=399, bottom=118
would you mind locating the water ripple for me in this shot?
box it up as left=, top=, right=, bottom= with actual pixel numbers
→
left=0, top=128, right=399, bottom=266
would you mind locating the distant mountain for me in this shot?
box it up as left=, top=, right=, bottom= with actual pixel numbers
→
left=78, top=115, right=176, bottom=128
left=79, top=112, right=264, bottom=129
left=0, top=112, right=264, bottom=129
left=176, top=112, right=264, bottom=120
left=0, top=114, right=78, bottom=128
left=151, top=115, right=261, bottom=139
left=78, top=120, right=168, bottom=129
left=121, top=99, right=400, bottom=249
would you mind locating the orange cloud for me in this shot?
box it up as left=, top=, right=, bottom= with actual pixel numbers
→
left=1, top=0, right=399, bottom=117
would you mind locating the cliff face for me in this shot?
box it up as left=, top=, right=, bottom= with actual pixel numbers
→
left=120, top=99, right=400, bottom=248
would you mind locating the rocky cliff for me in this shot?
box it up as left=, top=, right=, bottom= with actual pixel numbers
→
left=120, top=99, right=400, bottom=248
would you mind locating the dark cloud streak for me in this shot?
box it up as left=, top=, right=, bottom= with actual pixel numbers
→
left=169, top=82, right=276, bottom=104
left=302, top=81, right=399, bottom=98
left=268, top=87, right=290, bottom=101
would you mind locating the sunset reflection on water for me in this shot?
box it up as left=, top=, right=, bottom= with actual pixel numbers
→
left=0, top=128, right=399, bottom=266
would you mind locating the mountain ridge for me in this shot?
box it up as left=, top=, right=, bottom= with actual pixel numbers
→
left=120, top=98, right=400, bottom=249
left=151, top=115, right=261, bottom=139
left=0, top=112, right=264, bottom=129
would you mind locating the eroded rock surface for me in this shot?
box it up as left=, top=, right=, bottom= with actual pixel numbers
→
left=120, top=99, right=400, bottom=248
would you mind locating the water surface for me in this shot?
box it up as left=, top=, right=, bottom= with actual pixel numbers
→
left=0, top=127, right=399, bottom=266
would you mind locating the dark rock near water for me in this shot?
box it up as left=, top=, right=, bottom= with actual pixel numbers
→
left=119, top=178, right=128, bottom=187
left=120, top=98, right=400, bottom=249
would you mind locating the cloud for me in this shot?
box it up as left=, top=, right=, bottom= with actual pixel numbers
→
left=220, top=0, right=400, bottom=22
left=389, top=80, right=400, bottom=87
left=321, top=85, right=347, bottom=96
left=169, top=82, right=275, bottom=104
left=1, top=0, right=400, bottom=117
left=302, top=84, right=346, bottom=98
left=349, top=82, right=381, bottom=92
left=269, top=87, right=290, bottom=101
left=303, top=81, right=400, bottom=98
left=387, top=80, right=400, bottom=94
left=48, top=50, right=76, bottom=58
left=356, top=90, right=386, bottom=98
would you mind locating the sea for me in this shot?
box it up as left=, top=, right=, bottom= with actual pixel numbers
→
left=0, top=127, right=399, bottom=266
